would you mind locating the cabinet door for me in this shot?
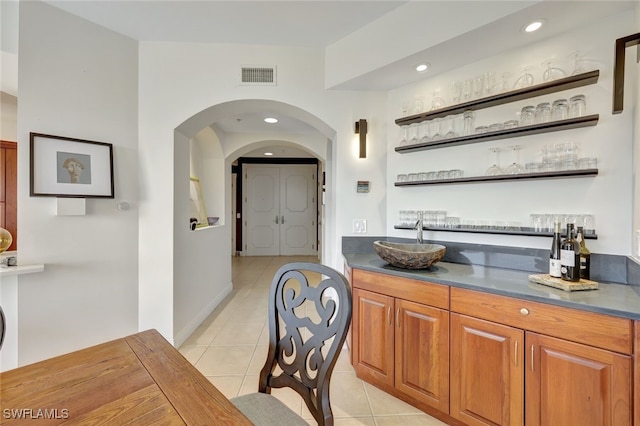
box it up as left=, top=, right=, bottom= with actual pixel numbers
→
left=395, top=299, right=449, bottom=413
left=526, top=333, right=631, bottom=426
left=352, top=288, right=394, bottom=387
left=451, top=313, right=524, bottom=426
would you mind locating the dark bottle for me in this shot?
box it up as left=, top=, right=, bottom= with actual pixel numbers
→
left=560, top=223, right=580, bottom=282
left=549, top=222, right=562, bottom=278
left=575, top=226, right=591, bottom=279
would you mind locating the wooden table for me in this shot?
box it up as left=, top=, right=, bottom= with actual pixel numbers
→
left=0, top=329, right=252, bottom=425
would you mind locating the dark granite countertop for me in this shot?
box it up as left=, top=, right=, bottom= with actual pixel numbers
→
left=344, top=253, right=640, bottom=321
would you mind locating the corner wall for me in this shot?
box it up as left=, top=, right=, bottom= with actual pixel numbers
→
left=16, top=1, right=139, bottom=364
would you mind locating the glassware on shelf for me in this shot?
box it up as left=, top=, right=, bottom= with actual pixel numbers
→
left=577, top=157, right=597, bottom=169
left=444, top=115, right=458, bottom=139
left=475, top=125, right=488, bottom=134
left=399, top=125, right=409, bottom=146
left=541, top=60, right=567, bottom=82
left=488, top=122, right=504, bottom=133
left=486, top=147, right=504, bottom=176
left=462, top=110, right=475, bottom=136
left=569, top=50, right=588, bottom=76
left=513, top=66, right=534, bottom=89
left=490, top=72, right=511, bottom=94
left=551, top=99, right=570, bottom=121
left=534, top=102, right=551, bottom=124
left=505, top=145, right=525, bottom=174
left=520, top=105, right=535, bottom=126
left=451, top=81, right=463, bottom=104
left=503, top=120, right=519, bottom=129
left=570, top=94, right=587, bottom=117
left=408, top=123, right=419, bottom=145
left=430, top=117, right=443, bottom=141
left=419, top=121, right=431, bottom=144
left=430, top=90, right=446, bottom=111
left=412, top=96, right=425, bottom=115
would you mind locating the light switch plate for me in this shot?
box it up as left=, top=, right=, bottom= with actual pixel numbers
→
left=353, top=219, right=367, bottom=234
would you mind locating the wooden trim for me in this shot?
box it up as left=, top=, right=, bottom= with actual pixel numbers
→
left=613, top=32, right=640, bottom=114
left=634, top=320, right=640, bottom=426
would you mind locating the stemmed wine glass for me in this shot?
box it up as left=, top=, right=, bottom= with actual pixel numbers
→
left=430, top=90, right=446, bottom=111
left=419, top=121, right=431, bottom=144
left=399, top=125, right=409, bottom=146
left=541, top=60, right=567, bottom=82
left=408, top=123, right=419, bottom=145
left=505, top=145, right=525, bottom=174
left=569, top=50, right=587, bottom=75
left=513, top=66, right=534, bottom=89
left=444, top=115, right=458, bottom=139
left=486, top=147, right=504, bottom=176
left=430, top=118, right=443, bottom=141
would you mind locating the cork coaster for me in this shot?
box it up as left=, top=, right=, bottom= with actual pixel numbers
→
left=528, top=274, right=599, bottom=292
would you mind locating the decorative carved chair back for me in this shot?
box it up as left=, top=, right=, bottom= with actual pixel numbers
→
left=258, top=262, right=352, bottom=426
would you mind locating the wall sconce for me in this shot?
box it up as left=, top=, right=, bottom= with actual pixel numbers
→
left=354, top=119, right=368, bottom=158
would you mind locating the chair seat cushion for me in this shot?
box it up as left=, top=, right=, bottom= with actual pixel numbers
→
left=231, top=392, right=309, bottom=425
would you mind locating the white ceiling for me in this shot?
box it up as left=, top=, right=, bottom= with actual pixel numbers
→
left=3, top=1, right=636, bottom=156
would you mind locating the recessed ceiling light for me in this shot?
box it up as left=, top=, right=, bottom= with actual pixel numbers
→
left=416, top=63, right=429, bottom=72
left=264, top=152, right=274, bottom=156
left=523, top=19, right=545, bottom=33
left=264, top=117, right=278, bottom=124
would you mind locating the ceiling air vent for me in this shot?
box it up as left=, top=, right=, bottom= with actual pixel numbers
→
left=240, top=66, right=277, bottom=86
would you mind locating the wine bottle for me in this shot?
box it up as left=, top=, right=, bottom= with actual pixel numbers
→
left=549, top=222, right=562, bottom=278
left=560, top=223, right=580, bottom=282
left=575, top=226, right=591, bottom=279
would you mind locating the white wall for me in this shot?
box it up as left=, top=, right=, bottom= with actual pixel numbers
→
left=137, top=42, right=387, bottom=342
left=633, top=6, right=640, bottom=261
left=1, top=93, right=17, bottom=141
left=16, top=1, right=139, bottom=364
left=387, top=10, right=637, bottom=256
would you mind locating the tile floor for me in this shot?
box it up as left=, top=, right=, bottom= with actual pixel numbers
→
left=179, top=255, right=447, bottom=425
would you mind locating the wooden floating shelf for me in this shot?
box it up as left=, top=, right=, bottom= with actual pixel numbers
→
left=395, top=70, right=600, bottom=125
left=395, top=169, right=598, bottom=186
left=395, top=115, right=599, bottom=153
left=394, top=225, right=598, bottom=240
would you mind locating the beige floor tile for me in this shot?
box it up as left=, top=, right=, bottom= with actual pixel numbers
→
left=334, top=417, right=376, bottom=426
left=300, top=371, right=371, bottom=419
left=373, top=414, right=448, bottom=425
left=178, top=344, right=207, bottom=364
left=181, top=324, right=222, bottom=346
left=247, top=344, right=269, bottom=374
left=195, top=345, right=255, bottom=376
left=206, top=375, right=245, bottom=399
left=364, top=383, right=423, bottom=416
left=210, top=322, right=264, bottom=345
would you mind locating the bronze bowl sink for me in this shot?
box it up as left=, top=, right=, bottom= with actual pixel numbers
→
left=373, top=240, right=446, bottom=269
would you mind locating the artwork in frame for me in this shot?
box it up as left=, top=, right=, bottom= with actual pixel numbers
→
left=30, top=132, right=114, bottom=198
left=189, top=177, right=208, bottom=227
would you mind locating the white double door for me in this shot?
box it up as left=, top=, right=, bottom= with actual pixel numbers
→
left=244, top=164, right=317, bottom=256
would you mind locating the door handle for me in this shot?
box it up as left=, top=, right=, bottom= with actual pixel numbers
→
left=275, top=215, right=279, bottom=224
left=281, top=216, right=285, bottom=224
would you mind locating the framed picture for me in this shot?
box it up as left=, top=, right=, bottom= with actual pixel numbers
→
left=30, top=132, right=114, bottom=198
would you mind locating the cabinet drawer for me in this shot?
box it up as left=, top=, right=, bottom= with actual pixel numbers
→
left=352, top=269, right=449, bottom=310
left=451, top=287, right=632, bottom=354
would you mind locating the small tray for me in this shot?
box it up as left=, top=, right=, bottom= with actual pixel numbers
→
left=528, top=274, right=598, bottom=292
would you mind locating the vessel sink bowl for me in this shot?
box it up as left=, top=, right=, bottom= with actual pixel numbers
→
left=373, top=241, right=446, bottom=269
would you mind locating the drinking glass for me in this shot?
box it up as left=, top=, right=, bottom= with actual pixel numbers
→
left=551, top=99, right=570, bottom=121
left=541, top=60, right=567, bottom=82
left=399, top=125, right=409, bottom=146
left=520, top=105, right=535, bottom=126
left=462, top=110, right=475, bottom=136
left=490, top=72, right=511, bottom=94
left=444, top=115, right=458, bottom=139
left=419, top=121, right=431, bottom=144
left=462, top=79, right=474, bottom=102
left=570, top=94, right=586, bottom=117
left=569, top=50, right=587, bottom=76
left=488, top=123, right=504, bottom=133
left=513, top=66, right=534, bottom=89
left=430, top=90, right=446, bottom=111
left=430, top=117, right=443, bottom=140
left=474, top=75, right=485, bottom=99
left=486, top=147, right=504, bottom=176
left=451, top=81, right=463, bottom=104
left=503, top=120, right=519, bottom=129
left=408, top=123, right=419, bottom=145
left=412, top=96, right=425, bottom=115
left=505, top=145, right=525, bottom=174
left=535, top=102, right=551, bottom=124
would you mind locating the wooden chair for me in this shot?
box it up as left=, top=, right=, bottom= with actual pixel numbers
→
left=231, top=262, right=352, bottom=426
left=0, top=305, right=6, bottom=351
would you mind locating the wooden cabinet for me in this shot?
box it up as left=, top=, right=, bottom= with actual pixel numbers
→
left=526, top=333, right=631, bottom=426
left=0, top=141, right=17, bottom=251
left=351, top=269, right=449, bottom=413
left=450, top=313, right=524, bottom=426
left=450, top=287, right=633, bottom=426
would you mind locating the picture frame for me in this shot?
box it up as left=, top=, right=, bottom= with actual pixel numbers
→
left=189, top=177, right=208, bottom=227
left=30, top=132, right=114, bottom=198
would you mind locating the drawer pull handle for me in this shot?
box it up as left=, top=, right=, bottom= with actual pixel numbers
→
left=520, top=308, right=530, bottom=315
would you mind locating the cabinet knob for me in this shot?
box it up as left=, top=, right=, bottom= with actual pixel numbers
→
left=520, top=308, right=530, bottom=315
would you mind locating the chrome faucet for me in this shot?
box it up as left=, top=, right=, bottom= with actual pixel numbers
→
left=415, top=211, right=423, bottom=244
